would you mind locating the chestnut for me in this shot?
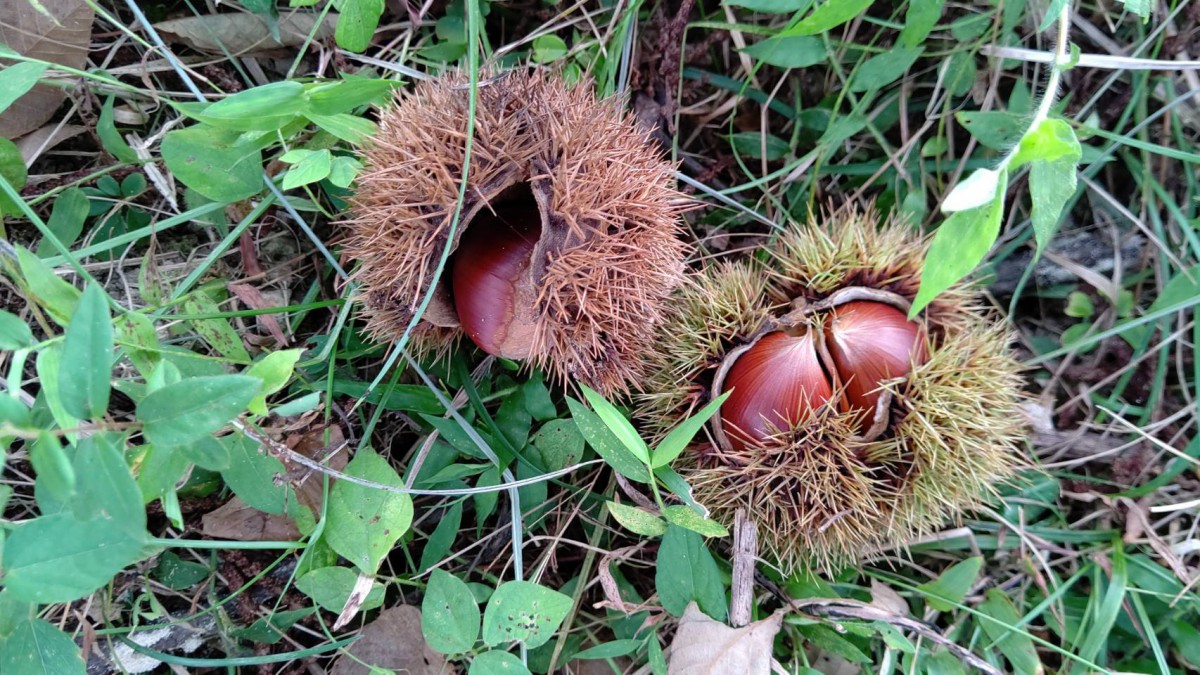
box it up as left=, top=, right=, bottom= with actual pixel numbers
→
left=716, top=299, right=926, bottom=450
left=345, top=69, right=689, bottom=396
left=825, top=300, right=924, bottom=423
left=719, top=330, right=833, bottom=452
left=450, top=203, right=542, bottom=359
left=634, top=210, right=1025, bottom=573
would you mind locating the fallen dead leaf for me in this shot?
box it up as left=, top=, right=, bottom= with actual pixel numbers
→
left=667, top=602, right=782, bottom=675
left=16, top=124, right=87, bottom=165
left=200, top=497, right=301, bottom=542
left=330, top=605, right=448, bottom=675
left=155, top=11, right=336, bottom=55
left=0, top=0, right=94, bottom=140
left=869, top=578, right=909, bottom=617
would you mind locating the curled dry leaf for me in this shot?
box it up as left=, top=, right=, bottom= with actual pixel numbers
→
left=667, top=602, right=782, bottom=675
left=0, top=0, right=94, bottom=140
left=330, top=605, right=447, bottom=675
left=154, top=11, right=336, bottom=55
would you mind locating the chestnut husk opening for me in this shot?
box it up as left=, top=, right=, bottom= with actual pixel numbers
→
left=711, top=286, right=923, bottom=450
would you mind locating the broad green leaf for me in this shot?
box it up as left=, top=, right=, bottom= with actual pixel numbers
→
left=528, top=419, right=584, bottom=472
left=422, top=568, right=482, bottom=655
left=0, top=62, right=48, bottom=115
left=1120, top=264, right=1200, bottom=346
left=654, top=465, right=705, bottom=513
left=923, top=650, right=968, bottom=675
left=1010, top=119, right=1081, bottom=252
left=578, top=385, right=650, bottom=465
left=325, top=447, right=413, bottom=575
left=0, top=137, right=28, bottom=216
left=566, top=397, right=650, bottom=483
left=917, top=556, right=982, bottom=611
left=1028, top=157, right=1078, bottom=254
left=655, top=525, right=727, bottom=621
left=160, top=125, right=262, bottom=203
left=281, top=148, right=332, bottom=190
left=1169, top=621, right=1200, bottom=669
left=138, top=375, right=261, bottom=448
left=306, top=76, right=399, bottom=116
left=481, top=581, right=572, bottom=649
left=472, top=467, right=501, bottom=532
left=30, top=432, right=74, bottom=502
left=955, top=111, right=1026, bottom=151
left=911, top=171, right=1006, bottom=316
left=898, top=0, right=944, bottom=47
left=496, top=392, right=532, bottom=451
left=332, top=0, right=385, bottom=52
left=181, top=436, right=231, bottom=471
left=418, top=501, right=464, bottom=573
left=2, top=513, right=146, bottom=603
left=295, top=566, right=384, bottom=613
left=532, top=34, right=568, bottom=63
left=573, top=639, right=643, bottom=660
left=848, top=47, right=923, bottom=92
left=977, top=588, right=1041, bottom=675
left=522, top=378, right=557, bottom=421
left=327, top=156, right=361, bottom=188
left=246, top=348, right=304, bottom=415
left=36, top=187, right=90, bottom=256
left=114, top=311, right=161, bottom=376
left=0, top=310, right=34, bottom=350
left=221, top=433, right=294, bottom=515
left=68, top=434, right=146, bottom=532
left=134, top=443, right=189, bottom=505
left=196, top=81, right=306, bottom=131
left=607, top=501, right=668, bottom=537
left=729, top=132, right=791, bottom=160
left=16, top=246, right=80, bottom=324
left=742, top=35, right=826, bottom=68
left=35, top=346, right=80, bottom=433
left=661, top=505, right=728, bottom=538
left=1010, top=118, right=1082, bottom=168
left=783, top=0, right=874, bottom=36
left=58, top=284, right=113, bottom=420
left=469, top=650, right=531, bottom=675
left=0, top=619, right=86, bottom=675
left=1117, top=0, right=1151, bottom=19
left=183, top=292, right=251, bottom=362
left=652, top=392, right=729, bottom=468
left=304, top=112, right=376, bottom=144
left=98, top=95, right=139, bottom=163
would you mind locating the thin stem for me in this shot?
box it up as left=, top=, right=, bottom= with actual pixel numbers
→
left=998, top=4, right=1073, bottom=171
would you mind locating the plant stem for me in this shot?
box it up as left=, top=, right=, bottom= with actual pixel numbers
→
left=1000, top=4, right=1073, bottom=170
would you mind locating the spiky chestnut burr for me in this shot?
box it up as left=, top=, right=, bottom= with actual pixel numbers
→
left=345, top=70, right=689, bottom=395
left=635, top=209, right=1026, bottom=573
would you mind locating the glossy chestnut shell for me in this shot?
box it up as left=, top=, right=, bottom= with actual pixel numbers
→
left=718, top=298, right=925, bottom=449
left=450, top=203, right=543, bottom=359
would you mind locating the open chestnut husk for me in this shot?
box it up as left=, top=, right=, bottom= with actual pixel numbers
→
left=635, top=209, right=1026, bottom=573
left=346, top=70, right=689, bottom=395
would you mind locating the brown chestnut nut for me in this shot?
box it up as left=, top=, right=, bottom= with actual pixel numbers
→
left=824, top=300, right=924, bottom=421
left=719, top=329, right=834, bottom=451
left=450, top=205, right=542, bottom=359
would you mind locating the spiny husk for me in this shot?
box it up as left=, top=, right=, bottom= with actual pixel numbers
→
left=345, top=69, right=689, bottom=395
left=636, top=208, right=1026, bottom=573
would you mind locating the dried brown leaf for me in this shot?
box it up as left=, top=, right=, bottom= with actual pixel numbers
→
left=0, top=0, right=94, bottom=139
left=200, top=497, right=301, bottom=541
left=154, top=11, right=336, bottom=55
left=330, top=605, right=447, bottom=675
left=667, top=602, right=782, bottom=675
